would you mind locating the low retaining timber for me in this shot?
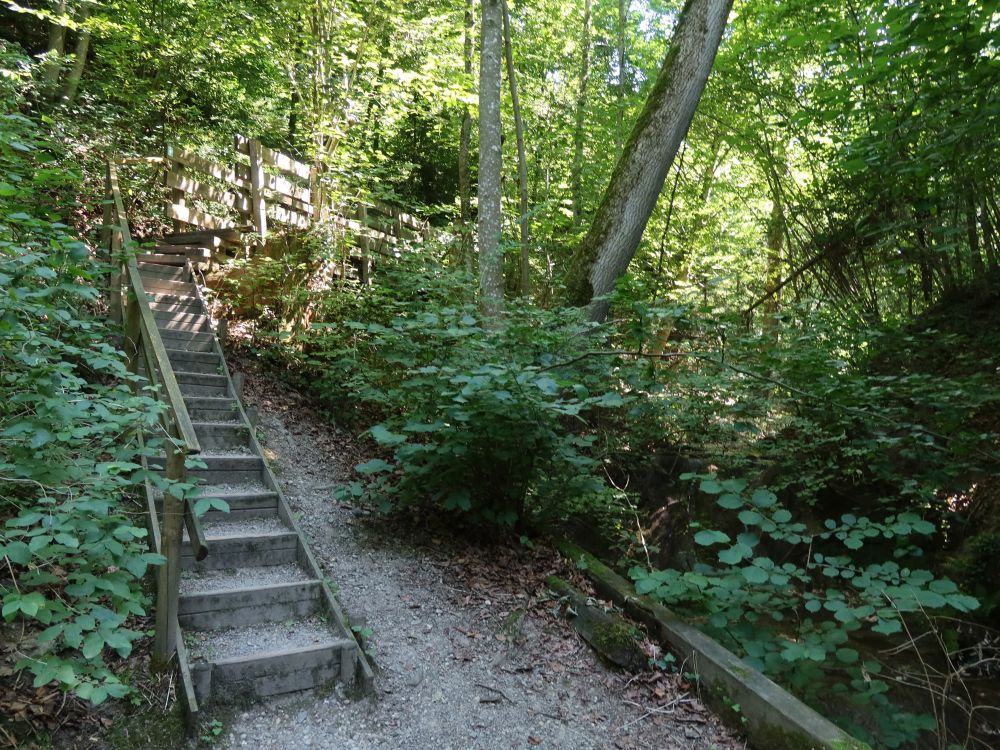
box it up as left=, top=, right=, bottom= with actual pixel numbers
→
left=553, top=541, right=870, bottom=750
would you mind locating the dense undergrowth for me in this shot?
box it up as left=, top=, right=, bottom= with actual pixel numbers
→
left=220, top=244, right=999, bottom=749
left=0, top=45, right=170, bottom=708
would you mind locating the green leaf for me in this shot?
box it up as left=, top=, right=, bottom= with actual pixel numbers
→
left=370, top=424, right=407, bottom=446
left=694, top=530, right=730, bottom=546
left=836, top=647, right=859, bottom=663
left=742, top=566, right=769, bottom=584
left=82, top=631, right=104, bottom=660
left=356, top=458, right=393, bottom=474
left=750, top=489, right=777, bottom=508
left=717, top=493, right=743, bottom=509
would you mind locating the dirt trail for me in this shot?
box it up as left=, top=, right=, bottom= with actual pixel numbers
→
left=219, top=356, right=742, bottom=750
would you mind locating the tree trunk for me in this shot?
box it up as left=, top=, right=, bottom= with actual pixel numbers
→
left=478, top=0, right=505, bottom=316
left=966, top=187, right=986, bottom=277
left=763, top=196, right=784, bottom=327
left=563, top=0, right=733, bottom=321
left=501, top=0, right=530, bottom=296
left=459, top=0, right=475, bottom=274
left=41, top=0, right=69, bottom=97
left=615, top=0, right=629, bottom=146
left=571, top=0, right=592, bottom=227
left=60, top=5, right=92, bottom=105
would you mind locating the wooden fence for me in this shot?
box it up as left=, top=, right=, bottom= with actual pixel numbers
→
left=162, top=135, right=428, bottom=279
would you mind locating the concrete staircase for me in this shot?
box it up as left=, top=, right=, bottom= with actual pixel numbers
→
left=138, top=240, right=372, bottom=708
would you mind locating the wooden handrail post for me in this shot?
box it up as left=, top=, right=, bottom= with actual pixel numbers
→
left=359, top=205, right=372, bottom=286
left=247, top=137, right=267, bottom=242
left=153, top=442, right=186, bottom=665
left=165, top=145, right=186, bottom=234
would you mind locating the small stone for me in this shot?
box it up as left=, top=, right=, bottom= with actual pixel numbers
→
left=296, top=711, right=307, bottom=722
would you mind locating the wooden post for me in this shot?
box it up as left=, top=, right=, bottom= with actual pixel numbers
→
left=165, top=146, right=186, bottom=234
left=309, top=165, right=321, bottom=222
left=123, top=292, right=141, bottom=372
left=359, top=205, right=372, bottom=285
left=104, top=166, right=123, bottom=325
left=247, top=138, right=267, bottom=242
left=154, top=443, right=186, bottom=665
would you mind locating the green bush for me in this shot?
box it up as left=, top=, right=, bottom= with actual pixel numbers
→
left=0, top=46, right=167, bottom=704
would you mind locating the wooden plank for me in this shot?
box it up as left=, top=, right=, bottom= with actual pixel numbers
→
left=167, top=173, right=250, bottom=215
left=167, top=146, right=249, bottom=191
left=268, top=203, right=311, bottom=229
left=372, top=200, right=424, bottom=231
left=246, top=138, right=267, bottom=240
left=264, top=187, right=311, bottom=216
left=261, top=171, right=311, bottom=204
left=235, top=134, right=311, bottom=181
left=167, top=203, right=236, bottom=231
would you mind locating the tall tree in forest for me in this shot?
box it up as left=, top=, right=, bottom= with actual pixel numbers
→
left=478, top=0, right=504, bottom=315
left=570, top=0, right=591, bottom=227
left=459, top=0, right=475, bottom=272
left=502, top=0, right=530, bottom=295
left=563, top=0, right=733, bottom=321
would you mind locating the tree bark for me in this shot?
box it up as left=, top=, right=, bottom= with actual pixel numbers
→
left=571, top=0, right=592, bottom=227
left=60, top=4, right=91, bottom=105
left=41, top=0, right=69, bottom=97
left=615, top=0, right=629, bottom=146
left=478, top=0, right=505, bottom=316
left=459, top=0, right=475, bottom=274
left=563, top=0, right=733, bottom=321
left=501, top=0, right=530, bottom=296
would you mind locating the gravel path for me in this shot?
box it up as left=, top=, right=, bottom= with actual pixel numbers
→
left=217, top=358, right=743, bottom=750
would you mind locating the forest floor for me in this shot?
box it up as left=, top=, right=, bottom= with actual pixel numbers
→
left=215, top=349, right=745, bottom=750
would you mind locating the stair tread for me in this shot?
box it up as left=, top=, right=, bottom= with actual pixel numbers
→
left=180, top=563, right=312, bottom=596
left=200, top=517, right=289, bottom=539
left=185, top=616, right=345, bottom=664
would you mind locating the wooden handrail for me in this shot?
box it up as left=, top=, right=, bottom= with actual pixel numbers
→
left=106, top=160, right=207, bottom=663
left=107, top=161, right=201, bottom=455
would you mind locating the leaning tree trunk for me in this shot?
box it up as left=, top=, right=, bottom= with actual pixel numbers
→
left=478, top=0, right=505, bottom=316
left=61, top=5, right=92, bottom=105
left=502, top=0, right=530, bottom=296
left=41, top=0, right=69, bottom=98
left=563, top=0, right=733, bottom=322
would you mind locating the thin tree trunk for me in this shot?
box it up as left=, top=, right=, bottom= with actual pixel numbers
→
left=42, top=0, right=69, bottom=97
left=478, top=0, right=505, bottom=316
left=459, top=0, right=475, bottom=274
left=501, top=0, right=530, bottom=296
left=60, top=5, right=91, bottom=105
left=981, top=197, right=999, bottom=273
left=615, top=0, right=628, bottom=146
left=966, top=188, right=986, bottom=277
left=571, top=0, right=592, bottom=227
left=563, top=0, right=733, bottom=321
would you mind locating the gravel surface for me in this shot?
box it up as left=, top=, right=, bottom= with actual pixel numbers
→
left=214, top=357, right=744, bottom=750
left=179, top=564, right=314, bottom=595
left=187, top=617, right=338, bottom=662
left=202, top=517, right=289, bottom=538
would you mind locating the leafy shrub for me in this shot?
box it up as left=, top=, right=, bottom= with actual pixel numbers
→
left=0, top=48, right=167, bottom=704
left=630, top=473, right=978, bottom=748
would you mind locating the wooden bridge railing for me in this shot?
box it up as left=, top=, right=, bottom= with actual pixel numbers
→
left=161, top=135, right=429, bottom=270
left=105, top=160, right=207, bottom=663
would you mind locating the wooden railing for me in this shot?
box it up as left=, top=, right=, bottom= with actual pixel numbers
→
left=161, top=135, right=429, bottom=265
left=105, top=160, right=207, bottom=663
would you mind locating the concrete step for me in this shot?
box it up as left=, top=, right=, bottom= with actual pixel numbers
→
left=182, top=531, right=300, bottom=571
left=138, top=262, right=189, bottom=282
left=187, top=622, right=356, bottom=705
left=193, top=422, right=252, bottom=451
left=158, top=329, right=215, bottom=352
left=175, top=371, right=229, bottom=397
left=155, top=487, right=279, bottom=521
left=141, top=276, right=197, bottom=296
left=153, top=244, right=212, bottom=260
left=136, top=253, right=190, bottom=266
left=155, top=313, right=211, bottom=334
left=152, top=454, right=265, bottom=485
left=148, top=291, right=202, bottom=308
left=184, top=396, right=242, bottom=423
left=179, top=579, right=323, bottom=630
left=165, top=349, right=224, bottom=375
